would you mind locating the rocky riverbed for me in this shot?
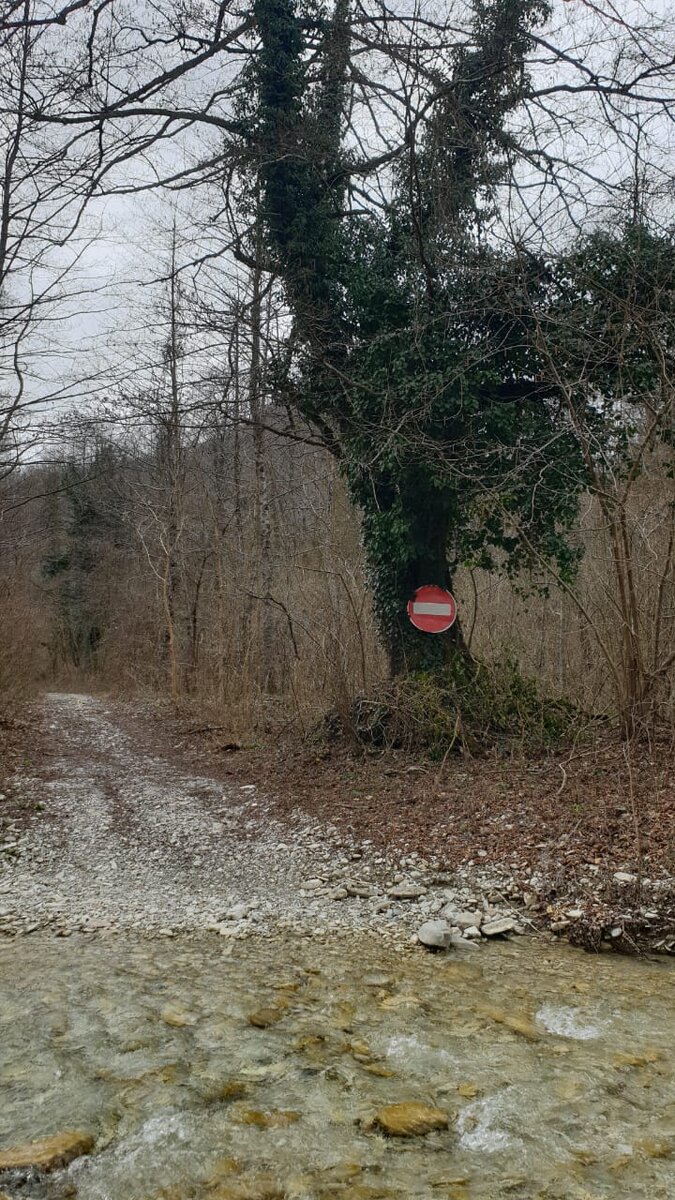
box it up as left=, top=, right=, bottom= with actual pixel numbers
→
left=1, top=928, right=674, bottom=1200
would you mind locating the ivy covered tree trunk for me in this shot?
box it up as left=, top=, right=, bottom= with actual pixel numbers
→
left=358, top=475, right=469, bottom=676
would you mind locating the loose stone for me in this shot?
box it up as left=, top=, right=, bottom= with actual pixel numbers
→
left=442, top=907, right=482, bottom=929
left=481, top=917, right=517, bottom=937
left=373, top=1102, right=450, bottom=1137
left=417, top=920, right=452, bottom=950
left=388, top=883, right=427, bottom=900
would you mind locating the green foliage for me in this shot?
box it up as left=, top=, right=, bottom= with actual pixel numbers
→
left=542, top=224, right=675, bottom=473
left=254, top=2, right=667, bottom=677
left=40, top=454, right=118, bottom=672
left=323, top=653, right=578, bottom=756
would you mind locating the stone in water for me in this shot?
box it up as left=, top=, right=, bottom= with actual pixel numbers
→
left=0, top=1131, right=94, bottom=1172
left=374, top=1102, right=449, bottom=1137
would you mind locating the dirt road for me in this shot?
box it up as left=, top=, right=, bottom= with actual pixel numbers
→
left=0, top=693, right=449, bottom=940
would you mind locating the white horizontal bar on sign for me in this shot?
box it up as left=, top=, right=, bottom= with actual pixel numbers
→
left=412, top=602, right=453, bottom=615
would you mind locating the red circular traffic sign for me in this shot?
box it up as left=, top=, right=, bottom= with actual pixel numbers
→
left=407, top=585, right=457, bottom=633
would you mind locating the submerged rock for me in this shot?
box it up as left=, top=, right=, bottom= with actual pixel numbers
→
left=634, top=1138, right=673, bottom=1159
left=0, top=1130, right=94, bottom=1172
left=161, top=1005, right=197, bottom=1028
left=417, top=920, right=451, bottom=950
left=373, top=1101, right=449, bottom=1137
left=247, top=1006, right=285, bottom=1029
left=236, top=1109, right=301, bottom=1128
left=478, top=1006, right=540, bottom=1041
left=218, top=1080, right=249, bottom=1101
left=210, top=1176, right=285, bottom=1200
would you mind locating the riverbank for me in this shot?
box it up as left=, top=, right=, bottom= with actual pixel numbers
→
left=0, top=694, right=673, bottom=954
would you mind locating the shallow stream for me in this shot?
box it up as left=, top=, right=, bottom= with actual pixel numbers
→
left=1, top=933, right=673, bottom=1199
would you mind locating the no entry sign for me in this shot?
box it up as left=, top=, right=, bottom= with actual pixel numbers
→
left=407, top=585, right=457, bottom=634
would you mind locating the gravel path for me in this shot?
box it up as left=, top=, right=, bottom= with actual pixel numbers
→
left=0, top=693, right=512, bottom=943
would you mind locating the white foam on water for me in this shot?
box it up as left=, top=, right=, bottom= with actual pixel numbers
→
left=535, top=1004, right=605, bottom=1040
left=386, top=1033, right=453, bottom=1067
left=457, top=1092, right=525, bottom=1154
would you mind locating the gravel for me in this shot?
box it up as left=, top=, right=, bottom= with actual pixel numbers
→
left=0, top=694, right=528, bottom=946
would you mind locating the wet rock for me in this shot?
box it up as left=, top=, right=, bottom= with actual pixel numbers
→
left=373, top=1101, right=449, bottom=1137
left=388, top=883, right=426, bottom=900
left=417, top=920, right=451, bottom=950
left=449, top=934, right=480, bottom=951
left=362, top=1063, right=395, bottom=1078
left=0, top=1130, right=94, bottom=1172
left=161, top=1005, right=197, bottom=1028
left=247, top=1006, right=285, bottom=1029
left=478, top=1006, right=540, bottom=1041
left=341, top=1188, right=398, bottom=1200
left=481, top=917, right=517, bottom=938
left=236, top=1109, right=301, bottom=1128
left=457, top=1082, right=479, bottom=1099
left=612, top=1048, right=660, bottom=1068
left=363, top=972, right=392, bottom=988
left=210, top=1175, right=285, bottom=1199
left=634, top=1138, right=673, bottom=1158
left=218, top=1081, right=249, bottom=1101
left=323, top=1163, right=362, bottom=1183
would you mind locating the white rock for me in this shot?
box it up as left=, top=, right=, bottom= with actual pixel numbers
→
left=449, top=933, right=480, bottom=951
left=463, top=925, right=482, bottom=939
left=481, top=917, right=517, bottom=937
left=417, top=919, right=452, bottom=949
left=442, top=906, right=482, bottom=929
left=613, top=872, right=637, bottom=884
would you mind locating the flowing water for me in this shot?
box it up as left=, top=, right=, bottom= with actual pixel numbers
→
left=0, top=932, right=673, bottom=1200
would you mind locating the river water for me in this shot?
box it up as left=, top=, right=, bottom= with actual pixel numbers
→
left=0, top=933, right=673, bottom=1199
